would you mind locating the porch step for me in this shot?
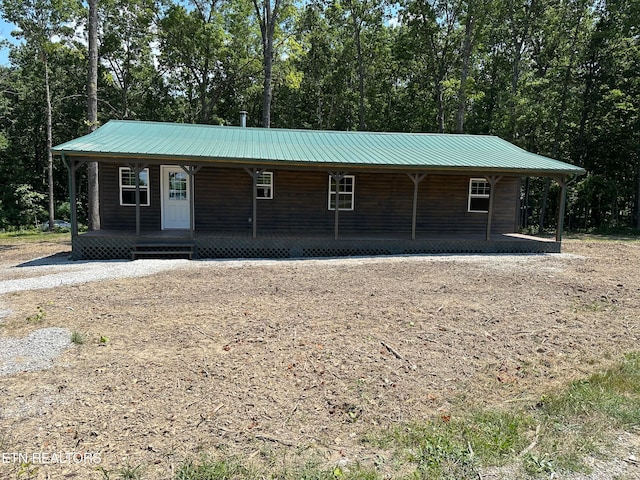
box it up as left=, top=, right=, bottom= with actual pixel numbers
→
left=132, top=243, right=195, bottom=260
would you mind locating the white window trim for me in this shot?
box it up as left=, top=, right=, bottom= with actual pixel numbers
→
left=119, top=166, right=150, bottom=206
left=328, top=175, right=355, bottom=211
left=256, top=171, right=273, bottom=199
left=468, top=177, right=490, bottom=213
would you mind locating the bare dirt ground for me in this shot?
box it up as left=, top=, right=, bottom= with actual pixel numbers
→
left=0, top=238, right=639, bottom=479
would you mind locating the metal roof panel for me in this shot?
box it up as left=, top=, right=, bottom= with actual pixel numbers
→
left=52, top=120, right=586, bottom=175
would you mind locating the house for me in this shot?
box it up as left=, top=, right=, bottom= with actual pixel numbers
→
left=51, top=120, right=585, bottom=260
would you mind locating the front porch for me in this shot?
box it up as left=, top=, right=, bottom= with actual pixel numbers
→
left=72, top=230, right=560, bottom=260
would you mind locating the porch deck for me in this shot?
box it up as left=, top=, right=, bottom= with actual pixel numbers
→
left=72, top=230, right=560, bottom=260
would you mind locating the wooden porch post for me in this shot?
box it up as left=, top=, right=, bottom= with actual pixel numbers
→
left=484, top=175, right=502, bottom=241
left=134, top=162, right=141, bottom=236
left=181, top=165, right=201, bottom=240
left=244, top=168, right=263, bottom=239
left=408, top=173, right=426, bottom=240
left=556, top=176, right=568, bottom=242
left=62, top=154, right=79, bottom=240
left=127, top=163, right=148, bottom=236
left=329, top=172, right=347, bottom=240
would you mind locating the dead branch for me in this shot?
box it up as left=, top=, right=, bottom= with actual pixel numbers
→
left=519, top=424, right=541, bottom=457
left=255, top=433, right=296, bottom=447
left=381, top=341, right=404, bottom=360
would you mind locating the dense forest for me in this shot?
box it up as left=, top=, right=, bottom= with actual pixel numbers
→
left=0, top=0, right=637, bottom=232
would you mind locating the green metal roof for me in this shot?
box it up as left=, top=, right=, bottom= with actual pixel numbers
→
left=52, top=120, right=585, bottom=176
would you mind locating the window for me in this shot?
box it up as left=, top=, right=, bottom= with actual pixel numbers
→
left=256, top=171, right=273, bottom=199
left=169, top=171, right=187, bottom=200
left=119, top=167, right=150, bottom=206
left=468, top=178, right=490, bottom=212
left=328, top=175, right=355, bottom=210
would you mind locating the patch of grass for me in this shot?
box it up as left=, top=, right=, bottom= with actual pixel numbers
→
left=98, top=463, right=144, bottom=480
left=71, top=331, right=85, bottom=344
left=16, top=462, right=39, bottom=479
left=369, top=353, right=640, bottom=478
left=377, top=410, right=533, bottom=477
left=573, top=297, right=618, bottom=313
left=518, top=352, right=640, bottom=474
left=25, top=305, right=46, bottom=323
left=564, top=230, right=640, bottom=242
left=542, top=352, right=640, bottom=426
left=0, top=229, right=71, bottom=243
left=174, top=456, right=253, bottom=479
left=462, top=411, right=534, bottom=463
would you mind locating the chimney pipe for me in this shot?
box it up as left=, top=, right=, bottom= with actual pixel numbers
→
left=240, top=111, right=247, bottom=128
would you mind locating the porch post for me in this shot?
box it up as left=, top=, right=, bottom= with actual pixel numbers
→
left=181, top=165, right=201, bottom=240
left=62, top=154, right=79, bottom=240
left=134, top=162, right=141, bottom=236
left=244, top=168, right=263, bottom=239
left=329, top=172, right=347, bottom=240
left=408, top=173, right=427, bottom=240
left=189, top=166, right=195, bottom=240
left=556, top=176, right=568, bottom=242
left=484, top=175, right=502, bottom=241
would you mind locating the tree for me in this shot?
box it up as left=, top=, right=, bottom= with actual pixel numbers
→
left=401, top=0, right=463, bottom=133
left=252, top=0, right=290, bottom=127
left=87, top=0, right=99, bottom=231
left=0, top=0, right=83, bottom=230
left=101, top=0, right=159, bottom=119
left=159, top=0, right=226, bottom=123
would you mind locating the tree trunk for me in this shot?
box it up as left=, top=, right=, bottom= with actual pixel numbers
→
left=44, top=56, right=54, bottom=231
left=539, top=177, right=550, bottom=234
left=435, top=81, right=445, bottom=133
left=253, top=0, right=281, bottom=128
left=354, top=18, right=365, bottom=130
left=87, top=0, right=100, bottom=231
left=456, top=11, right=474, bottom=133
left=262, top=33, right=273, bottom=127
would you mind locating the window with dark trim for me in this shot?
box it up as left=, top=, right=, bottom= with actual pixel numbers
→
left=119, top=167, right=150, bottom=206
left=468, top=178, right=490, bottom=212
left=328, top=175, right=355, bottom=210
left=256, top=171, right=273, bottom=199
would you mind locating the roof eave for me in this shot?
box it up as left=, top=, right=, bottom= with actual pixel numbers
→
left=52, top=150, right=586, bottom=177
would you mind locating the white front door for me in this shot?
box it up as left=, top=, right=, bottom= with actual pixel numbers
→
left=161, top=165, right=191, bottom=229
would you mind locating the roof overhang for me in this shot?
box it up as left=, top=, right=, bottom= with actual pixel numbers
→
left=52, top=120, right=587, bottom=178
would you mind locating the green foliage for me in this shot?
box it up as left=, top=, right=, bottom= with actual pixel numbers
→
left=13, top=184, right=46, bottom=228
left=0, top=0, right=638, bottom=230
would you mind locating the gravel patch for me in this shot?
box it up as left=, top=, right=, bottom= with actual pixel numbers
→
left=0, top=327, right=71, bottom=376
left=0, top=253, right=582, bottom=295
left=0, top=258, right=193, bottom=294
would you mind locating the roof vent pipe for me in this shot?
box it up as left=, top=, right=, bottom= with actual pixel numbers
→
left=240, top=111, right=247, bottom=128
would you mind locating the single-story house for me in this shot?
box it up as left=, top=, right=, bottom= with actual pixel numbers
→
left=51, top=120, right=585, bottom=260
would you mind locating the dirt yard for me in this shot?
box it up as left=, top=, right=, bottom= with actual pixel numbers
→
left=0, top=239, right=639, bottom=479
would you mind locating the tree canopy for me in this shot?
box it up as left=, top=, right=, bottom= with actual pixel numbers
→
left=0, top=0, right=638, bottom=231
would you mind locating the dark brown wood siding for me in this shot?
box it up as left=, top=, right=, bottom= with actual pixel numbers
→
left=99, top=164, right=519, bottom=236
left=194, top=168, right=253, bottom=231
left=99, top=164, right=161, bottom=230
left=418, top=175, right=519, bottom=235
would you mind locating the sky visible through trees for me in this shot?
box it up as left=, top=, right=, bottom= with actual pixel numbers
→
left=0, top=0, right=638, bottom=232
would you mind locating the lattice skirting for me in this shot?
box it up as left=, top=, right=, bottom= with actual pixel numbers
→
left=73, top=235, right=560, bottom=260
